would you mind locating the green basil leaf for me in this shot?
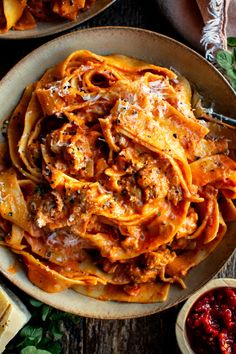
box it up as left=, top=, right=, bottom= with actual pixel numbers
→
left=226, top=68, right=236, bottom=80
left=16, top=337, right=35, bottom=349
left=64, top=313, right=80, bottom=325
left=29, top=299, right=43, bottom=308
left=232, top=48, right=236, bottom=63
left=7, top=336, right=33, bottom=350
left=216, top=50, right=233, bottom=69
left=41, top=305, right=51, bottom=321
left=20, top=346, right=51, bottom=354
left=49, top=313, right=64, bottom=322
left=5, top=297, right=76, bottom=354
left=230, top=79, right=236, bottom=91
left=20, top=326, right=35, bottom=338
left=29, top=328, right=43, bottom=345
left=20, top=326, right=43, bottom=345
left=44, top=342, right=61, bottom=354
left=51, top=324, right=63, bottom=341
left=228, top=37, right=236, bottom=47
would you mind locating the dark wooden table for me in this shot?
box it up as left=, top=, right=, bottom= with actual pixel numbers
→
left=0, top=1, right=235, bottom=353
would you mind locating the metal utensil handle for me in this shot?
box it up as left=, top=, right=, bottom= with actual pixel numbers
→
left=210, top=111, right=236, bottom=128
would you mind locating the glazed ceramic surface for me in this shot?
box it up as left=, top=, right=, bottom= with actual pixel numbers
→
left=176, top=278, right=236, bottom=354
left=0, top=0, right=116, bottom=39
left=0, top=27, right=235, bottom=319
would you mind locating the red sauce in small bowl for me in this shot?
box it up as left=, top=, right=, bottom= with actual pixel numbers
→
left=186, top=287, right=236, bottom=354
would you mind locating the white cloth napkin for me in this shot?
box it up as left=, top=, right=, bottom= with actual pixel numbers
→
left=156, top=0, right=236, bottom=59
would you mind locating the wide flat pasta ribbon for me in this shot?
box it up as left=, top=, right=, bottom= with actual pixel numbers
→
left=0, top=169, right=31, bottom=233
left=0, top=0, right=26, bottom=32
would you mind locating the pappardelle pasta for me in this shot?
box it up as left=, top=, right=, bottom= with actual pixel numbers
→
left=0, top=50, right=236, bottom=303
left=0, top=0, right=95, bottom=33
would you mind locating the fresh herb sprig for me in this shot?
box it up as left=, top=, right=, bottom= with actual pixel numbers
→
left=216, top=37, right=236, bottom=90
left=5, top=297, right=80, bottom=354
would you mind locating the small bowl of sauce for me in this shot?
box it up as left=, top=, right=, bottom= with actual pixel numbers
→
left=176, top=279, right=236, bottom=354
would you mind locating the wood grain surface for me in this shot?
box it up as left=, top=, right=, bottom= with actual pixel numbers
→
left=0, top=1, right=235, bottom=353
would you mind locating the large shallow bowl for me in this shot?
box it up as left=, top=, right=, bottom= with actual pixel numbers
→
left=0, top=0, right=116, bottom=39
left=0, top=27, right=235, bottom=319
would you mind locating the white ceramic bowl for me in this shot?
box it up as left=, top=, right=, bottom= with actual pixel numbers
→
left=0, top=0, right=116, bottom=39
left=176, top=278, right=236, bottom=354
left=0, top=27, right=235, bottom=319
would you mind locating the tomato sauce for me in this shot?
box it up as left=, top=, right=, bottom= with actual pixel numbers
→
left=186, top=287, right=236, bottom=354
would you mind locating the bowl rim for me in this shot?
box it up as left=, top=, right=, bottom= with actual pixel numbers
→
left=1, top=25, right=234, bottom=95
left=0, top=26, right=235, bottom=319
left=176, top=278, right=236, bottom=354
left=0, top=0, right=117, bottom=40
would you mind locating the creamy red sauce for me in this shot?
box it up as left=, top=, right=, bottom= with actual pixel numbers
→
left=7, top=261, right=20, bottom=274
left=186, top=287, right=236, bottom=354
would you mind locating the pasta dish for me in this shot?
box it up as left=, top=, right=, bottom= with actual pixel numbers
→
left=0, top=50, right=235, bottom=303
left=0, top=0, right=95, bottom=32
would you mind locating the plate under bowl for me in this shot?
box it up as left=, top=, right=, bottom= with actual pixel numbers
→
left=0, top=27, right=235, bottom=319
